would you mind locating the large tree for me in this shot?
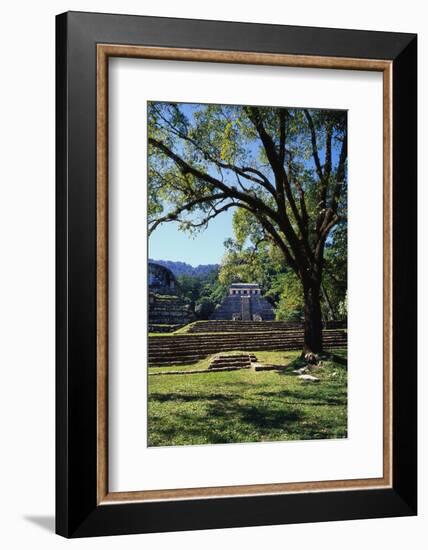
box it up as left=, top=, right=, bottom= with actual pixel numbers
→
left=148, top=102, right=347, bottom=354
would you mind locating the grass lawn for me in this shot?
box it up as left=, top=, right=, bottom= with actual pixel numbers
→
left=147, top=349, right=347, bottom=446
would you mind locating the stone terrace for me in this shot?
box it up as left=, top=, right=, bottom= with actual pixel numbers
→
left=148, top=321, right=347, bottom=366
left=187, top=320, right=346, bottom=333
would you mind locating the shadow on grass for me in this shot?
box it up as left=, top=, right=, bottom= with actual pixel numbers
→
left=152, top=400, right=304, bottom=444
left=150, top=389, right=346, bottom=408
left=148, top=390, right=348, bottom=446
left=150, top=392, right=236, bottom=403
left=277, top=354, right=348, bottom=374
left=256, top=390, right=346, bottom=407
left=329, top=353, right=348, bottom=367
left=275, top=356, right=312, bottom=374
left=239, top=404, right=302, bottom=429
left=148, top=358, right=348, bottom=446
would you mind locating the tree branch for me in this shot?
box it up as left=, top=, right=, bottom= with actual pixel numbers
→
left=148, top=192, right=227, bottom=234
left=179, top=201, right=239, bottom=230
left=245, top=107, right=307, bottom=266
left=151, top=105, right=277, bottom=197
left=149, top=137, right=281, bottom=226
left=278, top=109, right=286, bottom=166
left=331, top=133, right=348, bottom=212
left=324, top=123, right=333, bottom=181
left=236, top=202, right=298, bottom=273
left=304, top=109, right=324, bottom=182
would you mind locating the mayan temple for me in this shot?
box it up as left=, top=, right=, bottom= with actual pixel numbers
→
left=211, top=283, right=275, bottom=321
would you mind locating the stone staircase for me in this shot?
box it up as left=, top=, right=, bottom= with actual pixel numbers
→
left=208, top=353, right=257, bottom=369
left=148, top=327, right=347, bottom=366
left=187, top=320, right=346, bottom=333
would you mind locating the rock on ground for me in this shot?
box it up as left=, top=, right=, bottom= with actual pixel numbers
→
left=298, top=374, right=320, bottom=382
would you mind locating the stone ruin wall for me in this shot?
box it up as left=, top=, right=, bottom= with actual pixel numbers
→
left=148, top=262, right=195, bottom=329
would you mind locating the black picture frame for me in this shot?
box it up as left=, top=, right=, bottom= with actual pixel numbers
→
left=56, top=11, right=417, bottom=538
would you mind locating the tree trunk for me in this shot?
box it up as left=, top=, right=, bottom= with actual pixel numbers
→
left=321, top=281, right=335, bottom=321
left=302, top=281, right=323, bottom=355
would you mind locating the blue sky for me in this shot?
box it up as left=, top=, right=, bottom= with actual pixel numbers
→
left=149, top=208, right=234, bottom=265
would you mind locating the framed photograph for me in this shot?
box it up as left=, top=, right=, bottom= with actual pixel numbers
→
left=56, top=11, right=417, bottom=538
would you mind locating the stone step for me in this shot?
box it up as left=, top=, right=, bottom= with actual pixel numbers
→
left=149, top=365, right=252, bottom=375
left=190, top=322, right=345, bottom=328
left=148, top=342, right=347, bottom=365
left=208, top=353, right=257, bottom=367
left=149, top=336, right=347, bottom=348
left=210, top=324, right=303, bottom=328
left=149, top=330, right=346, bottom=344
left=188, top=320, right=346, bottom=333
left=149, top=343, right=347, bottom=356
left=209, top=362, right=251, bottom=369
left=150, top=349, right=346, bottom=361
left=149, top=355, right=208, bottom=364
left=150, top=348, right=346, bottom=359
left=191, top=327, right=294, bottom=333
left=251, top=363, right=289, bottom=372
left=150, top=327, right=346, bottom=336
left=151, top=331, right=346, bottom=341
left=150, top=351, right=347, bottom=366
left=209, top=363, right=248, bottom=369
left=149, top=335, right=347, bottom=350
left=149, top=335, right=347, bottom=351
left=209, top=356, right=252, bottom=362
left=209, top=354, right=254, bottom=369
